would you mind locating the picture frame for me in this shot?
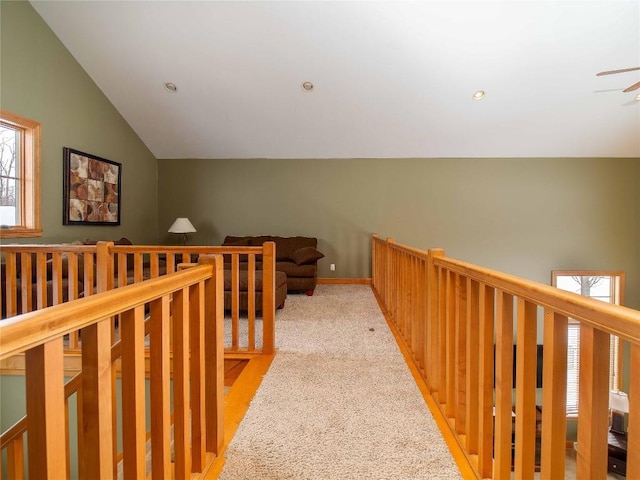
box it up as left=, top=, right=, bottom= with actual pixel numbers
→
left=63, top=147, right=121, bottom=225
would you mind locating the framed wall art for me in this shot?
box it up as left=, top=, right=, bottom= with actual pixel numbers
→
left=63, top=147, right=121, bottom=225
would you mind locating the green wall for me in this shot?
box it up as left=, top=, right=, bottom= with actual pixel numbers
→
left=0, top=0, right=158, bottom=244
left=158, top=157, right=640, bottom=310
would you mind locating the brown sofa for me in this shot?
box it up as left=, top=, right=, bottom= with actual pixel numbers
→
left=224, top=270, right=288, bottom=312
left=222, top=236, right=324, bottom=295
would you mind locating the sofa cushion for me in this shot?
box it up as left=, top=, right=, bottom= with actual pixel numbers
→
left=270, top=236, right=317, bottom=261
left=223, top=270, right=287, bottom=291
left=82, top=237, right=132, bottom=246
left=275, top=261, right=316, bottom=278
left=291, top=246, right=324, bottom=266
left=249, top=236, right=272, bottom=247
left=225, top=238, right=251, bottom=246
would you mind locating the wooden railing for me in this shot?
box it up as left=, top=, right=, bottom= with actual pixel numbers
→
left=1, top=242, right=276, bottom=355
left=372, top=235, right=640, bottom=480
left=0, top=255, right=226, bottom=478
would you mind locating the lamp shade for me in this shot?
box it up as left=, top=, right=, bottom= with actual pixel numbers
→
left=609, top=390, right=630, bottom=413
left=168, top=217, right=196, bottom=234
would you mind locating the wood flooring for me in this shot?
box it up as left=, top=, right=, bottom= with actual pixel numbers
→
left=204, top=353, right=275, bottom=479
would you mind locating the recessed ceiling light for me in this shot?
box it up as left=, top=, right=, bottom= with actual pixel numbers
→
left=301, top=81, right=314, bottom=92
left=636, top=93, right=640, bottom=101
left=164, top=82, right=178, bottom=93
left=472, top=90, right=486, bottom=100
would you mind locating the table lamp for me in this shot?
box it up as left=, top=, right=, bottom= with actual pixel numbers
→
left=168, top=217, right=196, bottom=245
left=609, top=390, right=629, bottom=434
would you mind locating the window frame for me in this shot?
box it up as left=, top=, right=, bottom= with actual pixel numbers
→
left=0, top=110, right=42, bottom=238
left=551, top=270, right=625, bottom=415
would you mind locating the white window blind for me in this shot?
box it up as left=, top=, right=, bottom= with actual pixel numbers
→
left=566, top=323, right=580, bottom=414
left=566, top=324, right=620, bottom=415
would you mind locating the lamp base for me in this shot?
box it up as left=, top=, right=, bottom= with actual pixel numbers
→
left=610, top=411, right=626, bottom=434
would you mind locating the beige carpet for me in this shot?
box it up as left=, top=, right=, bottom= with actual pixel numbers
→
left=219, top=285, right=461, bottom=480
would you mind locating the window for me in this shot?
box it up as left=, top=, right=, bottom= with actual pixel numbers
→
left=0, top=110, right=41, bottom=238
left=552, top=271, right=624, bottom=415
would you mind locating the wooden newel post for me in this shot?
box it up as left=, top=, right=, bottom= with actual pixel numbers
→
left=262, top=241, right=276, bottom=355
left=198, top=254, right=225, bottom=454
left=426, top=248, right=445, bottom=394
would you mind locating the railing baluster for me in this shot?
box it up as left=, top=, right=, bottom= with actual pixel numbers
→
left=80, top=319, right=114, bottom=479
left=133, top=252, right=143, bottom=283
left=231, top=254, right=240, bottom=350
left=35, top=252, right=47, bottom=310
left=67, top=253, right=80, bottom=349
left=455, top=274, right=467, bottom=434
left=466, top=278, right=480, bottom=454
left=576, top=324, right=610, bottom=479
left=121, top=305, right=147, bottom=479
left=5, top=253, right=17, bottom=317
left=495, top=291, right=514, bottom=479
left=83, top=252, right=94, bottom=297
left=248, top=254, right=256, bottom=351
left=117, top=252, right=128, bottom=287
left=173, top=287, right=192, bottom=478
left=200, top=254, right=225, bottom=454
left=540, top=309, right=568, bottom=479
left=149, top=252, right=160, bottom=278
left=190, top=281, right=207, bottom=471
left=514, top=299, right=538, bottom=479
left=445, top=270, right=456, bottom=418
left=51, top=252, right=63, bottom=305
left=20, top=253, right=31, bottom=314
left=477, top=283, right=495, bottom=478
left=166, top=252, right=176, bottom=274
left=417, top=257, right=427, bottom=373
left=411, top=256, right=420, bottom=365
left=150, top=296, right=172, bottom=477
left=427, top=249, right=444, bottom=395
left=25, top=339, right=66, bottom=478
left=438, top=265, right=447, bottom=404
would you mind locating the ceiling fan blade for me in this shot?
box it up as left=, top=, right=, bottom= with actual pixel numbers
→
left=597, top=67, right=640, bottom=76
left=623, top=80, right=640, bottom=92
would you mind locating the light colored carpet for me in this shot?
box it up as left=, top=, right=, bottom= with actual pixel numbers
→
left=219, top=285, right=461, bottom=480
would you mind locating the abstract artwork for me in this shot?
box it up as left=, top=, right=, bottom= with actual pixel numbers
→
left=63, top=147, right=121, bottom=225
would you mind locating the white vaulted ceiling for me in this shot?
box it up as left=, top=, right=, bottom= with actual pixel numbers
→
left=30, top=0, right=640, bottom=159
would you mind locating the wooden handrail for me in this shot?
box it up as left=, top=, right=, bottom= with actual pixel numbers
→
left=371, top=234, right=640, bottom=480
